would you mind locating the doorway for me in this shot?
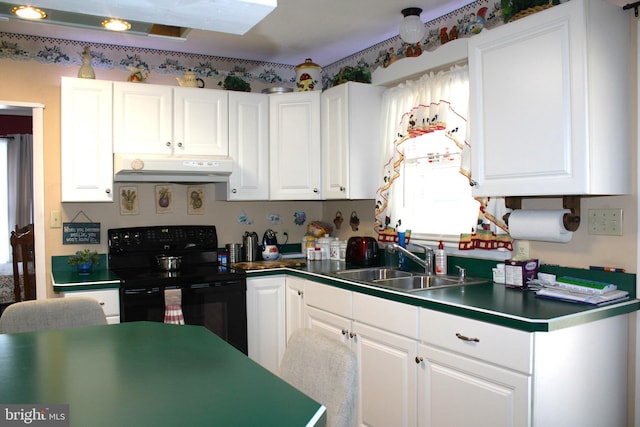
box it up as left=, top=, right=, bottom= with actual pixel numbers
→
left=0, top=101, right=45, bottom=300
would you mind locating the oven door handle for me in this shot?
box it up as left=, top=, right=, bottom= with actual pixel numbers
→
left=123, top=288, right=163, bottom=295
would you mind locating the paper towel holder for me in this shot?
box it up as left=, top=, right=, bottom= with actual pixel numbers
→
left=503, top=196, right=581, bottom=232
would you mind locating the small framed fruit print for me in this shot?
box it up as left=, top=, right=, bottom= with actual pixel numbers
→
left=155, top=185, right=173, bottom=213
left=120, top=186, right=139, bottom=215
left=188, top=187, right=205, bottom=215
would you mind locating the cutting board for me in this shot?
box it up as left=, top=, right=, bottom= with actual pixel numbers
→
left=232, top=259, right=307, bottom=270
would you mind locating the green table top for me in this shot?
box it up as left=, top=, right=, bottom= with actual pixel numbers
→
left=0, top=322, right=326, bottom=427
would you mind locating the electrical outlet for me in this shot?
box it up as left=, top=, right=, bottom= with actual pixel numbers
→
left=514, top=240, right=530, bottom=259
left=50, top=210, right=62, bottom=228
left=587, top=208, right=623, bottom=236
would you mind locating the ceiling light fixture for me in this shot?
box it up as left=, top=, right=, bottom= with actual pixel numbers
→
left=399, top=7, right=426, bottom=44
left=11, top=5, right=47, bottom=20
left=101, top=18, right=131, bottom=32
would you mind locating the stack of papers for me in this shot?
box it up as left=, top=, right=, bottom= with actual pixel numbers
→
left=530, top=275, right=629, bottom=306
left=535, top=288, right=629, bottom=306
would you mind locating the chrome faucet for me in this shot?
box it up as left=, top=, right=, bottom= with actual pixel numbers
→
left=386, top=243, right=433, bottom=274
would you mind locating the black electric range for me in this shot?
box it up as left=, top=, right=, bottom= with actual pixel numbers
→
left=108, top=225, right=248, bottom=354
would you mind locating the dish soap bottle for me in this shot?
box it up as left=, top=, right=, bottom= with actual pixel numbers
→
left=435, top=240, right=447, bottom=275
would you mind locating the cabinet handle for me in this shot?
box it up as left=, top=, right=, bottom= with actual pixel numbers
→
left=340, top=186, right=345, bottom=192
left=341, top=328, right=349, bottom=336
left=297, top=290, right=303, bottom=296
left=456, top=332, right=480, bottom=343
left=313, top=188, right=319, bottom=193
left=177, top=142, right=183, bottom=148
left=105, top=188, right=111, bottom=194
left=232, top=188, right=237, bottom=194
left=99, top=302, right=105, bottom=306
left=415, top=356, right=424, bottom=364
left=166, top=141, right=172, bottom=147
left=349, top=332, right=357, bottom=339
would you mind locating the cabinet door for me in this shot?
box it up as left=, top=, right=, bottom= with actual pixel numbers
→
left=417, top=343, right=530, bottom=427
left=354, top=322, right=418, bottom=427
left=60, top=77, right=113, bottom=202
left=305, top=305, right=352, bottom=346
left=321, top=83, right=349, bottom=199
left=113, top=82, right=173, bottom=154
left=246, top=276, right=286, bottom=374
left=269, top=92, right=321, bottom=200
left=285, top=276, right=306, bottom=342
left=174, top=87, right=228, bottom=156
left=321, top=82, right=384, bottom=199
left=61, top=288, right=120, bottom=324
left=227, top=92, right=269, bottom=200
left=469, top=0, right=629, bottom=196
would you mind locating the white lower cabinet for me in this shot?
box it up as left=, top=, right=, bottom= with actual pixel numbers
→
left=61, top=288, right=120, bottom=324
left=418, top=309, right=532, bottom=427
left=417, top=343, right=530, bottom=427
left=246, top=276, right=286, bottom=374
left=252, top=276, right=629, bottom=427
left=284, top=276, right=307, bottom=342
left=305, top=280, right=418, bottom=427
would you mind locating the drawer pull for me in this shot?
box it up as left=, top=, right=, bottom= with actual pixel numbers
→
left=456, top=332, right=479, bottom=343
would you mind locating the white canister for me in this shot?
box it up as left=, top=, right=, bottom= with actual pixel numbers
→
left=295, top=58, right=322, bottom=91
left=339, top=241, right=347, bottom=261
left=330, top=239, right=340, bottom=260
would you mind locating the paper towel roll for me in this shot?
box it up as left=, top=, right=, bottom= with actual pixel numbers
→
left=508, top=209, right=573, bottom=243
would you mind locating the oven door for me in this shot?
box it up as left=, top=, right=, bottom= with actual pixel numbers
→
left=121, top=280, right=247, bottom=355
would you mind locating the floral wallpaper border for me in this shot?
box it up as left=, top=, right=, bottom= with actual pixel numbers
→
left=0, top=0, right=504, bottom=91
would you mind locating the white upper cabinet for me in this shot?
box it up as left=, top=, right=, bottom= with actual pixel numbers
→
left=173, top=87, right=229, bottom=156
left=224, top=92, right=269, bottom=200
left=321, top=82, right=384, bottom=199
left=269, top=91, right=321, bottom=200
left=113, top=82, right=228, bottom=156
left=468, top=0, right=630, bottom=197
left=60, top=77, right=113, bottom=202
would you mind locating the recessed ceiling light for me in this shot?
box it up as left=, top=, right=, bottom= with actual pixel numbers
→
left=11, top=5, right=47, bottom=20
left=101, top=18, right=131, bottom=32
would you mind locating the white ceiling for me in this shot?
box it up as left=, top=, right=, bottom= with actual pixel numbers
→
left=0, top=0, right=476, bottom=66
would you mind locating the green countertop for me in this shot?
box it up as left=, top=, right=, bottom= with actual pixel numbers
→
left=51, top=255, right=120, bottom=291
left=247, top=260, right=640, bottom=333
left=0, top=322, right=326, bottom=427
left=51, top=255, right=639, bottom=333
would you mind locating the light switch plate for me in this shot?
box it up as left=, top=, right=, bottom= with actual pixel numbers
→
left=50, top=210, right=62, bottom=228
left=587, top=208, right=623, bottom=236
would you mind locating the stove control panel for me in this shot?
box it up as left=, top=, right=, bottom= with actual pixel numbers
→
left=108, top=225, right=217, bottom=253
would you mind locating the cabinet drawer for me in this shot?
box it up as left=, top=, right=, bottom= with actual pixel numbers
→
left=419, top=309, right=532, bottom=374
left=304, top=280, right=352, bottom=318
left=353, top=292, right=418, bottom=339
left=63, top=289, right=120, bottom=317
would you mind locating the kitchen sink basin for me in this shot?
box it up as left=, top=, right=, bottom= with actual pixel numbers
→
left=332, top=268, right=488, bottom=292
left=374, top=274, right=487, bottom=292
left=334, top=268, right=412, bottom=282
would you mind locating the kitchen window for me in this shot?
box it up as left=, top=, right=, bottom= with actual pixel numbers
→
left=375, top=64, right=509, bottom=259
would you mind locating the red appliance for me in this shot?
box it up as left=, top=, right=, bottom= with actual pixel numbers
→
left=345, top=236, right=380, bottom=266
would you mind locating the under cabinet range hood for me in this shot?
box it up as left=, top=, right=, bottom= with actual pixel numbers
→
left=114, top=153, right=233, bottom=183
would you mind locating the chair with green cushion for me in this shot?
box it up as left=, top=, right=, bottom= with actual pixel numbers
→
left=279, top=328, right=358, bottom=427
left=0, top=297, right=107, bottom=334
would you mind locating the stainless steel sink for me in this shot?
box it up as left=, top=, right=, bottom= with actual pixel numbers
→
left=374, top=274, right=487, bottom=292
left=334, top=268, right=412, bottom=282
left=332, top=268, right=488, bottom=292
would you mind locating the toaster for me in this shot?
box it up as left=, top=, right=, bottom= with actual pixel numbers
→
left=345, top=236, right=380, bottom=266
